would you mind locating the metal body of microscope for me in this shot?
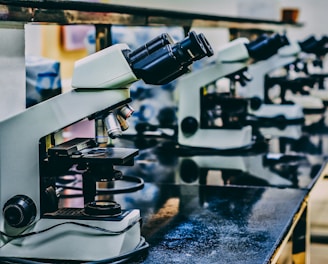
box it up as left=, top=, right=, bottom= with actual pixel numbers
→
left=241, top=42, right=306, bottom=122
left=243, top=36, right=327, bottom=122
left=286, top=35, right=328, bottom=106
left=177, top=33, right=288, bottom=150
left=0, top=31, right=213, bottom=262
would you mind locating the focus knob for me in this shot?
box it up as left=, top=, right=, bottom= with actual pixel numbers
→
left=181, top=117, right=198, bottom=135
left=249, top=96, right=262, bottom=110
left=3, top=195, right=37, bottom=228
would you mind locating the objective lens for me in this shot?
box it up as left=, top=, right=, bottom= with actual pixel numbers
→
left=116, top=114, right=129, bottom=131
left=129, top=33, right=174, bottom=64
left=95, top=119, right=108, bottom=145
left=119, top=104, right=134, bottom=119
left=103, top=112, right=122, bottom=139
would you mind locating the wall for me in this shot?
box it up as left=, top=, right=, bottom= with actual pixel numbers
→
left=0, top=26, right=25, bottom=120
left=278, top=0, right=328, bottom=40
left=108, top=0, right=328, bottom=40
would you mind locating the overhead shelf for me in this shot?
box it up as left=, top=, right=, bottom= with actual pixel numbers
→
left=0, top=0, right=303, bottom=30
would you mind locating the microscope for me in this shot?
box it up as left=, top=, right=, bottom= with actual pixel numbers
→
left=286, top=35, right=328, bottom=106
left=243, top=36, right=326, bottom=123
left=0, top=31, right=213, bottom=262
left=240, top=41, right=304, bottom=122
left=177, top=33, right=288, bottom=150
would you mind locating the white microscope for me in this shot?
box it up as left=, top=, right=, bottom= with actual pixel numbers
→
left=0, top=31, right=213, bottom=263
left=177, top=33, right=288, bottom=150
left=243, top=36, right=325, bottom=123
left=286, top=35, right=328, bottom=106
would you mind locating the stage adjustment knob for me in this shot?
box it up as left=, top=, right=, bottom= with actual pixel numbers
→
left=3, top=195, right=37, bottom=228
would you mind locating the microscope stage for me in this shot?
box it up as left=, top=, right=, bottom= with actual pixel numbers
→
left=48, top=138, right=139, bottom=166
left=77, top=147, right=139, bottom=165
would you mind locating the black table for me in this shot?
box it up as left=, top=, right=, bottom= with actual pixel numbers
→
left=24, top=117, right=328, bottom=263
left=113, top=184, right=308, bottom=264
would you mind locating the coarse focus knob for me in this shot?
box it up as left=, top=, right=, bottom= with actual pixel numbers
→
left=3, top=195, right=37, bottom=228
left=181, top=117, right=199, bottom=135
left=249, top=97, right=262, bottom=110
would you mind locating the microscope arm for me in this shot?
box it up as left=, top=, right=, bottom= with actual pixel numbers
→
left=176, top=34, right=289, bottom=149
left=178, top=33, right=291, bottom=122
left=177, top=38, right=251, bottom=129
left=177, top=61, right=249, bottom=127
left=245, top=42, right=302, bottom=99
left=71, top=44, right=138, bottom=89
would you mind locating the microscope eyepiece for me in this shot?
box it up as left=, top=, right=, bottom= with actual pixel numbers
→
left=127, top=31, right=213, bottom=85
left=195, top=33, right=214, bottom=57
left=246, top=33, right=289, bottom=61
left=128, top=33, right=174, bottom=64
left=299, top=35, right=328, bottom=56
left=175, top=31, right=214, bottom=62
left=298, top=35, right=318, bottom=53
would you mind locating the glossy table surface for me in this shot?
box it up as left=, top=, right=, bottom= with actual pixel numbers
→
left=109, top=114, right=328, bottom=263
left=54, top=113, right=328, bottom=263
left=113, top=184, right=307, bottom=264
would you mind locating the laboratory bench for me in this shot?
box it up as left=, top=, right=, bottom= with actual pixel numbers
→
left=114, top=184, right=309, bottom=264
left=116, top=112, right=328, bottom=263
left=50, top=111, right=328, bottom=264
left=56, top=163, right=311, bottom=264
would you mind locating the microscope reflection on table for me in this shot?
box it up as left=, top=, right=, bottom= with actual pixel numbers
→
left=0, top=31, right=213, bottom=263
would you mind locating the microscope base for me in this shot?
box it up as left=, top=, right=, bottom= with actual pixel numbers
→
left=178, top=125, right=253, bottom=150
left=310, top=89, right=328, bottom=104
left=285, top=94, right=326, bottom=114
left=259, top=125, right=302, bottom=140
left=250, top=103, right=304, bottom=122
left=0, top=209, right=141, bottom=262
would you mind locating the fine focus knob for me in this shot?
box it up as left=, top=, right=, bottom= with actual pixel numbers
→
left=84, top=200, right=122, bottom=217
left=3, top=195, right=37, bottom=228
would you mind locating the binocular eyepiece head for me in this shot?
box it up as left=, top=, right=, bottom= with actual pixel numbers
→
left=299, top=35, right=328, bottom=56
left=178, top=31, right=214, bottom=62
left=127, top=31, right=214, bottom=85
left=246, top=33, right=289, bottom=61
left=299, top=35, right=318, bottom=53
